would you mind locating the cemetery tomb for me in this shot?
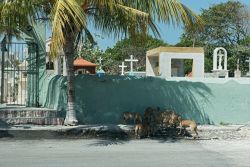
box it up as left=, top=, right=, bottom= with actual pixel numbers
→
left=146, top=47, right=204, bottom=78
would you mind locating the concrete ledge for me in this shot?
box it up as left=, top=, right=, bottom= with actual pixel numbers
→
left=0, top=107, right=63, bottom=125
left=1, top=117, right=64, bottom=125
left=0, top=124, right=250, bottom=140
left=0, top=107, right=58, bottom=118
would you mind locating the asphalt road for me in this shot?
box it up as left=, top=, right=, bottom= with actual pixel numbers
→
left=0, top=139, right=250, bottom=167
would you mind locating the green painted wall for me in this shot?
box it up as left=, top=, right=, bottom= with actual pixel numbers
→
left=40, top=75, right=250, bottom=125
left=22, top=22, right=46, bottom=107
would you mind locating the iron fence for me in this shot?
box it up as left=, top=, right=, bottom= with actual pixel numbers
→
left=0, top=42, right=39, bottom=106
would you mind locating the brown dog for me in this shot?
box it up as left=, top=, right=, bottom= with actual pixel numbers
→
left=134, top=113, right=142, bottom=124
left=178, top=119, right=198, bottom=137
left=135, top=123, right=151, bottom=139
left=144, top=107, right=160, bottom=136
left=160, top=111, right=172, bottom=127
left=123, top=112, right=142, bottom=124
left=169, top=112, right=182, bottom=128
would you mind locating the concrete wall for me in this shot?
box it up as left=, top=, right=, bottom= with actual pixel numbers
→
left=40, top=75, right=250, bottom=125
left=159, top=52, right=204, bottom=78
left=146, top=56, right=158, bottom=76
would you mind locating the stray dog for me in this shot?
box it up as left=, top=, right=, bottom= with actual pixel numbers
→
left=144, top=107, right=160, bottom=136
left=134, top=113, right=142, bottom=124
left=178, top=119, right=198, bottom=137
left=135, top=123, right=151, bottom=139
left=169, top=112, right=182, bottom=128
left=144, top=106, right=160, bottom=123
left=160, top=111, right=172, bottom=127
left=123, top=112, right=142, bottom=124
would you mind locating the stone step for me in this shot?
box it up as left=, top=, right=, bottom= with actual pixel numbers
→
left=0, top=108, right=58, bottom=119
left=1, top=117, right=64, bottom=125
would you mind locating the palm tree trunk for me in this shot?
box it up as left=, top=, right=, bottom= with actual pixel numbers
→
left=63, top=32, right=78, bottom=126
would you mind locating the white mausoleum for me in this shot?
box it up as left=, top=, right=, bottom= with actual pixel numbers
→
left=146, top=47, right=205, bottom=78
left=46, top=38, right=67, bottom=76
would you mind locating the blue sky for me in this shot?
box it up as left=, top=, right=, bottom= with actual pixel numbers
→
left=95, top=0, right=250, bottom=50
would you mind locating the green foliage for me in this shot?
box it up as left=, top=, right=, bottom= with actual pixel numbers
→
left=102, top=34, right=168, bottom=74
left=76, top=38, right=104, bottom=69
left=200, top=1, right=248, bottom=45
left=176, top=1, right=250, bottom=75
left=184, top=59, right=193, bottom=75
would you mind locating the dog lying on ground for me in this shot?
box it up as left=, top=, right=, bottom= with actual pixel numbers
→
left=178, top=119, right=198, bottom=137
left=123, top=112, right=142, bottom=124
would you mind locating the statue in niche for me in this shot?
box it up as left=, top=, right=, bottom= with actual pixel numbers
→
left=212, top=47, right=229, bottom=78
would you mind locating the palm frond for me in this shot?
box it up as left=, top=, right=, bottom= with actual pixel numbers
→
left=121, top=0, right=204, bottom=30
left=50, top=0, right=87, bottom=58
left=83, top=0, right=151, bottom=39
left=0, top=0, right=45, bottom=41
left=82, top=0, right=203, bottom=40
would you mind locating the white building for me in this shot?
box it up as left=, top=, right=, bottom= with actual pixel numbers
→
left=146, top=47, right=205, bottom=78
left=46, top=38, right=67, bottom=76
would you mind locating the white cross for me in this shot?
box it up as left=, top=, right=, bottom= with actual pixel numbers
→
left=246, top=57, right=250, bottom=72
left=119, top=62, right=127, bottom=76
left=237, top=59, right=240, bottom=71
left=98, top=57, right=103, bottom=65
left=125, top=55, right=138, bottom=73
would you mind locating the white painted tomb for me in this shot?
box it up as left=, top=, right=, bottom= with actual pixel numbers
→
left=146, top=47, right=204, bottom=78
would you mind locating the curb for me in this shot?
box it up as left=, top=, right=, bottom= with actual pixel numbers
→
left=0, top=124, right=250, bottom=140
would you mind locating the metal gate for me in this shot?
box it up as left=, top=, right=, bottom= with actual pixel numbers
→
left=0, top=42, right=39, bottom=106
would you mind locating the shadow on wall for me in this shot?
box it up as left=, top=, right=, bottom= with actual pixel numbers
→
left=72, top=75, right=213, bottom=124
left=39, top=74, right=67, bottom=117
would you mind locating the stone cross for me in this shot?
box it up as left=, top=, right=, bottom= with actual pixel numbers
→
left=98, top=57, right=103, bottom=65
left=119, top=62, right=127, bottom=76
left=246, top=57, right=250, bottom=73
left=237, top=59, right=240, bottom=71
left=125, top=55, right=138, bottom=73
left=234, top=58, right=241, bottom=78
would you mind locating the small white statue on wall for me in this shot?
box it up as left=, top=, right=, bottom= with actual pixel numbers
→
left=213, top=47, right=227, bottom=71
left=212, top=47, right=229, bottom=78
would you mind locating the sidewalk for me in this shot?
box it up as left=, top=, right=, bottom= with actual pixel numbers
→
left=1, top=124, right=250, bottom=140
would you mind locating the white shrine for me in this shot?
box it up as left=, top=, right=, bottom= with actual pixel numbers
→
left=212, top=47, right=229, bottom=78
left=146, top=47, right=205, bottom=78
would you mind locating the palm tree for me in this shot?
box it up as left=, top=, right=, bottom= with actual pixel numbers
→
left=0, top=0, right=203, bottom=126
